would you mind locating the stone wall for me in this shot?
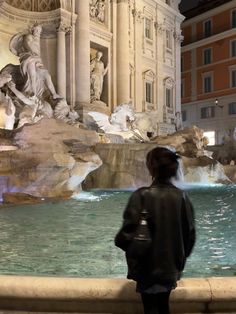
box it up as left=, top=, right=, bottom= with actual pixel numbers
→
left=83, top=143, right=155, bottom=189
left=0, top=276, right=235, bottom=313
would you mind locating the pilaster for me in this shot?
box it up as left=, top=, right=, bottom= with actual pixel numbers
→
left=75, top=0, right=90, bottom=105
left=116, top=0, right=130, bottom=105
left=57, top=23, right=67, bottom=98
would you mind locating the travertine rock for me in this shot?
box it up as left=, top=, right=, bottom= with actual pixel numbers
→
left=151, top=125, right=209, bottom=157
left=0, top=118, right=102, bottom=202
left=84, top=136, right=231, bottom=190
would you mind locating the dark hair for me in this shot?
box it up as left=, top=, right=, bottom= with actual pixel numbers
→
left=146, top=147, right=180, bottom=182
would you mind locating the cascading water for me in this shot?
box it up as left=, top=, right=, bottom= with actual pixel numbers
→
left=183, top=162, right=230, bottom=185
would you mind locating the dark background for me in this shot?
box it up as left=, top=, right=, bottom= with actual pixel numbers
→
left=180, top=0, right=199, bottom=13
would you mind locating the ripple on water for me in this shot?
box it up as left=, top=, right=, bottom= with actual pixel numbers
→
left=0, top=187, right=235, bottom=277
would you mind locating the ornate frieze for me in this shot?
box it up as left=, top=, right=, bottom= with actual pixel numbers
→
left=6, top=0, right=60, bottom=12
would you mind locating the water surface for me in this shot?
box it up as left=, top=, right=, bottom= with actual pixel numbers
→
left=0, top=186, right=235, bottom=278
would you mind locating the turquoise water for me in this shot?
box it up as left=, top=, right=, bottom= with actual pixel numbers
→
left=0, top=186, right=235, bottom=278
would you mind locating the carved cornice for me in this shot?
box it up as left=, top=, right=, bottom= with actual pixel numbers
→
left=143, top=69, right=156, bottom=79
left=164, top=77, right=175, bottom=88
left=90, top=24, right=113, bottom=42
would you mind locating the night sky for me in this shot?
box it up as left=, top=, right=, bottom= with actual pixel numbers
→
left=179, top=0, right=199, bottom=13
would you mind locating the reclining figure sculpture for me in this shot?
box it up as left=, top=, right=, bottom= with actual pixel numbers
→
left=0, top=23, right=77, bottom=129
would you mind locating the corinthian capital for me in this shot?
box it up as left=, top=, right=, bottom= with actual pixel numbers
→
left=174, top=31, right=184, bottom=43
left=57, top=22, right=69, bottom=33
left=131, top=8, right=143, bottom=22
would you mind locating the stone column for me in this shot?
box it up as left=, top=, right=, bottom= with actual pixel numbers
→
left=75, top=0, right=90, bottom=105
left=116, top=0, right=130, bottom=105
left=57, top=23, right=67, bottom=98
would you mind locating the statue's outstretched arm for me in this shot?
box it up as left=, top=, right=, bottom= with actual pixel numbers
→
left=7, top=81, right=35, bottom=106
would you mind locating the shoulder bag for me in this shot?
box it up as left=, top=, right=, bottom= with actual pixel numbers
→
left=126, top=189, right=152, bottom=260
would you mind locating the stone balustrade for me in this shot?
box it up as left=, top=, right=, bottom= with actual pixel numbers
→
left=0, top=276, right=235, bottom=313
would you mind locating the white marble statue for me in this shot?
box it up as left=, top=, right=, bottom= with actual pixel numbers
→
left=0, top=94, right=16, bottom=130
left=0, top=72, right=43, bottom=128
left=0, top=72, right=12, bottom=89
left=0, top=73, right=16, bottom=129
left=0, top=23, right=78, bottom=129
left=9, top=24, right=60, bottom=99
left=110, top=103, right=135, bottom=131
left=175, top=111, right=183, bottom=131
left=17, top=96, right=41, bottom=128
left=54, top=98, right=79, bottom=123
left=90, top=51, right=108, bottom=102
left=132, top=111, right=159, bottom=138
left=88, top=104, right=147, bottom=141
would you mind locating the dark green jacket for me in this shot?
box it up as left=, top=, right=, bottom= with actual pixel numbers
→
left=115, top=183, right=196, bottom=285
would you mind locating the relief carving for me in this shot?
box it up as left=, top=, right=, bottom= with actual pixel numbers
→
left=90, top=0, right=106, bottom=23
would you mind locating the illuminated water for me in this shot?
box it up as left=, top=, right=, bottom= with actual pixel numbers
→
left=0, top=186, right=235, bottom=278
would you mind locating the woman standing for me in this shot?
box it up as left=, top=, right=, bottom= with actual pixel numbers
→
left=115, top=147, right=196, bottom=314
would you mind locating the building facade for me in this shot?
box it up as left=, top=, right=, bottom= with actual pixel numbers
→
left=0, top=0, right=183, bottom=134
left=181, top=0, right=236, bottom=144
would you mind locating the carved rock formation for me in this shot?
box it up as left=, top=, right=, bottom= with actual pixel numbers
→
left=151, top=125, right=208, bottom=157
left=83, top=126, right=232, bottom=190
left=0, top=118, right=102, bottom=203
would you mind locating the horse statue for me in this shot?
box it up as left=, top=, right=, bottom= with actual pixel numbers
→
left=88, top=103, right=146, bottom=142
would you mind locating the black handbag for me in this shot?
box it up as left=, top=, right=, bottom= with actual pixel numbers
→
left=126, top=190, right=152, bottom=260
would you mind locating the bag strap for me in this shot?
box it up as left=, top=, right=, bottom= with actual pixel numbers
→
left=139, top=188, right=149, bottom=216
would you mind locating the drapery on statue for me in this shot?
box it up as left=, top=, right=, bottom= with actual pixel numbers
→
left=9, top=24, right=60, bottom=99
left=90, top=51, right=108, bottom=102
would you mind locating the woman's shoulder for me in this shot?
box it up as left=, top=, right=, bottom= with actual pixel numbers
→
left=128, top=187, right=150, bottom=201
left=133, top=185, right=185, bottom=197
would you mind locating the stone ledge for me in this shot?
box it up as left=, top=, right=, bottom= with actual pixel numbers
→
left=0, top=276, right=235, bottom=313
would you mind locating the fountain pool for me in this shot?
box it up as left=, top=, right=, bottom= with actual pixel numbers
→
left=0, top=185, right=235, bottom=278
